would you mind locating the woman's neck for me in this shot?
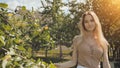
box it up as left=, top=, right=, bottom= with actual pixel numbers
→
left=83, top=31, right=96, bottom=39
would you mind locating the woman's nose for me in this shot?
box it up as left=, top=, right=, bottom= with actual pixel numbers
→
left=88, top=22, right=92, bottom=27
left=88, top=22, right=90, bottom=26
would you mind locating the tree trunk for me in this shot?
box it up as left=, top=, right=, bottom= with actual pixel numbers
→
left=45, top=47, right=48, bottom=58
left=59, top=44, right=62, bottom=59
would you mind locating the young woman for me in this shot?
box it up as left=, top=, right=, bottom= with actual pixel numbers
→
left=54, top=11, right=111, bottom=68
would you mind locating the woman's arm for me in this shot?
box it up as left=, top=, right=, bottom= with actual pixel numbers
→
left=55, top=36, right=79, bottom=68
left=103, top=45, right=111, bottom=68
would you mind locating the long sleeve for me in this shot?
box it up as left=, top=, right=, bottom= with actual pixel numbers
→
left=103, top=45, right=111, bottom=68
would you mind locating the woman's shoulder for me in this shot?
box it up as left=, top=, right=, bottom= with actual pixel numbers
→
left=71, top=35, right=82, bottom=48
left=73, top=35, right=82, bottom=43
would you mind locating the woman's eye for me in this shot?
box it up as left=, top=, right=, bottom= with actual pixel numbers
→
left=84, top=21, right=88, bottom=23
left=90, top=19, right=94, bottom=22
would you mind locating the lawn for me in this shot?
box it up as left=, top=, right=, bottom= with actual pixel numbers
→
left=33, top=46, right=72, bottom=63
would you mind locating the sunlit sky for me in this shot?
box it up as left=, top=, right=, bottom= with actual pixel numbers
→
left=0, top=0, right=43, bottom=10
left=0, top=0, right=85, bottom=12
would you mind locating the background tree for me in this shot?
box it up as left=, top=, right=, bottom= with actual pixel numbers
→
left=0, top=3, right=56, bottom=68
left=93, top=0, right=120, bottom=60
left=40, top=0, right=91, bottom=59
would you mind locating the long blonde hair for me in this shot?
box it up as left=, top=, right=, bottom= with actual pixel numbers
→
left=78, top=11, right=109, bottom=49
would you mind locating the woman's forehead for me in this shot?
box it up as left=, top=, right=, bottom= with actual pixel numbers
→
left=84, top=14, right=93, bottom=19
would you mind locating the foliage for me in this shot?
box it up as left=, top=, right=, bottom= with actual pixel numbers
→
left=0, top=3, right=55, bottom=68
left=41, top=0, right=90, bottom=46
left=1, top=47, right=56, bottom=68
left=0, top=3, right=8, bottom=8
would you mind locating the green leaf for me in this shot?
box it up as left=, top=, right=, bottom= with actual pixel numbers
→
left=14, top=38, right=22, bottom=44
left=48, top=61, right=56, bottom=68
left=0, top=36, right=5, bottom=45
left=2, top=25, right=12, bottom=31
left=14, top=61, right=19, bottom=66
left=0, top=3, right=8, bottom=8
left=17, top=46, right=26, bottom=51
left=28, top=47, right=32, bottom=52
left=22, top=6, right=26, bottom=10
left=36, top=58, right=40, bottom=64
left=27, top=47, right=32, bottom=58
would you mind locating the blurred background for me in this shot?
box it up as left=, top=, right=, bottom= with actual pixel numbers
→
left=0, top=0, right=120, bottom=68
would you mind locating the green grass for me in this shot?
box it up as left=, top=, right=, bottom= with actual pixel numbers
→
left=33, top=48, right=72, bottom=63
left=34, top=48, right=72, bottom=57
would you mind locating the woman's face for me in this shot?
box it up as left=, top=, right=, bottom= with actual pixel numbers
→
left=84, top=14, right=96, bottom=31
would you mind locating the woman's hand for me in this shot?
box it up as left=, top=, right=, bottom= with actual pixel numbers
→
left=54, top=63, right=62, bottom=68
